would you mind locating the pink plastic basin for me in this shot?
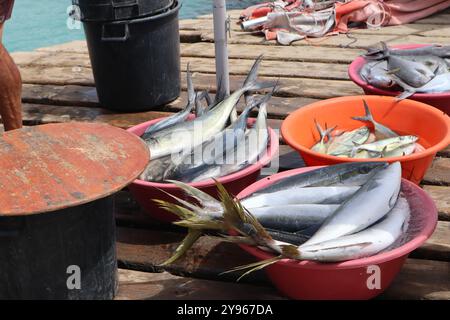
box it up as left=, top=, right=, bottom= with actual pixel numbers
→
left=127, top=116, right=279, bottom=222
left=236, top=166, right=438, bottom=300
left=348, top=44, right=450, bottom=115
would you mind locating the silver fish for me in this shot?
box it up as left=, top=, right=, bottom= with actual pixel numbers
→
left=351, top=135, right=418, bottom=157
left=248, top=162, right=388, bottom=199
left=402, top=55, right=449, bottom=75
left=145, top=56, right=274, bottom=159
left=300, top=162, right=402, bottom=246
left=387, top=54, right=435, bottom=88
left=282, top=196, right=410, bottom=262
left=366, top=42, right=450, bottom=59
left=393, top=72, right=450, bottom=100
left=352, top=100, right=398, bottom=140
left=167, top=94, right=268, bottom=182
left=141, top=64, right=196, bottom=139
left=242, top=186, right=360, bottom=208
left=187, top=101, right=270, bottom=183
left=360, top=60, right=395, bottom=89
left=194, top=90, right=213, bottom=117
left=326, top=126, right=370, bottom=156
left=250, top=204, right=339, bottom=232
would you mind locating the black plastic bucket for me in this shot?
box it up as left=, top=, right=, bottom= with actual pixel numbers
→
left=73, top=0, right=174, bottom=22
left=82, top=1, right=181, bottom=111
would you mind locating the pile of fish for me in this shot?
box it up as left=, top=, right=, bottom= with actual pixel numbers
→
left=360, top=42, right=450, bottom=99
left=155, top=162, right=410, bottom=272
left=310, top=100, right=420, bottom=158
left=138, top=57, right=275, bottom=183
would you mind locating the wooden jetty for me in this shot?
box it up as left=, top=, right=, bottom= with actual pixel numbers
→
left=7, top=8, right=450, bottom=300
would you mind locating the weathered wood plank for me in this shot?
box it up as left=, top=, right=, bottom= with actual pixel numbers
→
left=18, top=65, right=361, bottom=99
left=201, top=31, right=400, bottom=49
left=117, top=227, right=269, bottom=284
left=21, top=84, right=317, bottom=120
left=410, top=221, right=450, bottom=262
left=181, top=42, right=364, bottom=64
left=21, top=103, right=172, bottom=129
left=424, top=185, right=450, bottom=221
left=116, top=269, right=283, bottom=300
left=423, top=157, right=450, bottom=186
left=380, top=259, right=450, bottom=300
left=14, top=51, right=350, bottom=81
left=413, top=14, right=450, bottom=25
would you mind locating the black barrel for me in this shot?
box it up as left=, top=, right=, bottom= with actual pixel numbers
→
left=73, top=0, right=174, bottom=22
left=81, top=1, right=181, bottom=111
left=0, top=197, right=117, bottom=300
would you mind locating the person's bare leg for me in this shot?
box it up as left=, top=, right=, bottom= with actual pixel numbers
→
left=0, top=21, right=22, bottom=131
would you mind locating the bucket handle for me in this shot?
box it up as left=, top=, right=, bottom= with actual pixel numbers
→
left=101, top=23, right=130, bottom=42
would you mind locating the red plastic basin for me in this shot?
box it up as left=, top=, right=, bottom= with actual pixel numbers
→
left=127, top=116, right=279, bottom=222
left=281, top=95, right=450, bottom=185
left=236, top=166, right=438, bottom=300
left=348, top=44, right=450, bottom=115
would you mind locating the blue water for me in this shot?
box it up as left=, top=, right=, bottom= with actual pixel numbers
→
left=3, top=0, right=258, bottom=52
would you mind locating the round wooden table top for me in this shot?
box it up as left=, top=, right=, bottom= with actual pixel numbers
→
left=0, top=122, right=149, bottom=216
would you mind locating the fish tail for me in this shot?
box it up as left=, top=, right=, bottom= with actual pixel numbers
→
left=221, top=256, right=283, bottom=281
left=214, top=74, right=229, bottom=105
left=351, top=100, right=375, bottom=125
left=160, top=229, right=203, bottom=266
left=396, top=90, right=415, bottom=100
left=166, top=180, right=220, bottom=208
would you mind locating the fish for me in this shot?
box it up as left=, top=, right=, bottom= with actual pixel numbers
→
left=266, top=228, right=311, bottom=246
left=186, top=100, right=270, bottom=183
left=393, top=72, right=450, bottom=99
left=351, top=135, right=418, bottom=157
left=360, top=60, right=396, bottom=89
left=325, top=126, right=370, bottom=156
left=366, top=42, right=450, bottom=59
left=145, top=56, right=275, bottom=159
left=382, top=143, right=416, bottom=158
left=281, top=196, right=410, bottom=262
left=402, top=55, right=449, bottom=75
left=141, top=64, right=196, bottom=139
left=241, top=186, right=360, bottom=208
left=248, top=162, right=388, bottom=200
left=352, top=100, right=398, bottom=140
left=139, top=154, right=175, bottom=181
left=166, top=93, right=268, bottom=182
left=311, top=120, right=335, bottom=154
left=194, top=90, right=213, bottom=117
left=300, top=162, right=402, bottom=246
left=387, top=54, right=435, bottom=88
left=249, top=204, right=339, bottom=232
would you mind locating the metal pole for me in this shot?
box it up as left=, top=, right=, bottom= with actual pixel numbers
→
left=213, top=0, right=230, bottom=96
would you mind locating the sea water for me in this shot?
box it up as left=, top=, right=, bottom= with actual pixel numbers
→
left=3, top=0, right=259, bottom=52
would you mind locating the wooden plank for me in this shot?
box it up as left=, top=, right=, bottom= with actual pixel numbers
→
left=18, top=64, right=362, bottom=99
left=380, top=259, right=450, bottom=300
left=13, top=51, right=350, bottom=81
left=423, top=185, right=450, bottom=221
left=387, top=35, right=450, bottom=46
left=410, top=221, right=450, bottom=262
left=423, top=157, right=450, bottom=186
left=21, top=84, right=318, bottom=120
left=116, top=269, right=283, bottom=300
left=117, top=227, right=269, bottom=284
left=201, top=30, right=400, bottom=49
left=116, top=259, right=450, bottom=300
left=21, top=103, right=172, bottom=129
left=181, top=42, right=364, bottom=64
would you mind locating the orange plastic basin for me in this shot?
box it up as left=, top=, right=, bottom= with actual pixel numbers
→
left=281, top=96, right=450, bottom=184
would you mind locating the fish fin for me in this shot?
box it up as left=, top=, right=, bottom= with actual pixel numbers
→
left=314, top=119, right=325, bottom=141
left=280, top=244, right=302, bottom=259
left=221, top=256, right=282, bottom=282
left=214, top=74, right=229, bottom=105
left=159, top=229, right=203, bottom=266
left=351, top=100, right=375, bottom=127
left=165, top=180, right=222, bottom=212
